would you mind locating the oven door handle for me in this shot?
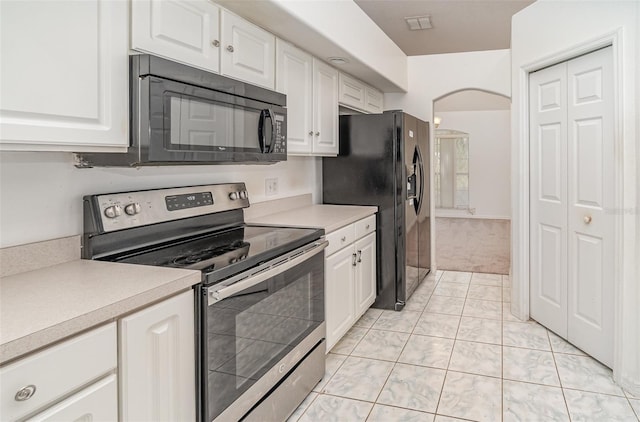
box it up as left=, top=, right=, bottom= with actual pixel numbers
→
left=208, top=240, right=328, bottom=305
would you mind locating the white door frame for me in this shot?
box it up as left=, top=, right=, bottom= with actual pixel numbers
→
left=512, top=29, right=634, bottom=391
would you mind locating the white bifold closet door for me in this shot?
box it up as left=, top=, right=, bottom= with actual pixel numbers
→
left=529, top=46, right=614, bottom=367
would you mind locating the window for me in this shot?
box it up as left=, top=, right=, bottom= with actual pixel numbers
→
left=434, top=129, right=469, bottom=209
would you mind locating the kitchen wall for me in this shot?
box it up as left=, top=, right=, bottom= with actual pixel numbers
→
left=0, top=152, right=320, bottom=248
left=510, top=0, right=639, bottom=394
left=436, top=109, right=510, bottom=219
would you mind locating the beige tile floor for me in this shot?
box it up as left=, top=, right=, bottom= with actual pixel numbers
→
left=288, top=271, right=640, bottom=422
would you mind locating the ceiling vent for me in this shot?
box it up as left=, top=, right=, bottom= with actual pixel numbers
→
left=405, top=15, right=432, bottom=31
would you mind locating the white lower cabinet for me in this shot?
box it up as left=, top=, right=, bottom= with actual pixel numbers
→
left=0, top=323, right=117, bottom=422
left=119, top=290, right=195, bottom=422
left=325, top=215, right=376, bottom=351
left=26, top=375, right=117, bottom=422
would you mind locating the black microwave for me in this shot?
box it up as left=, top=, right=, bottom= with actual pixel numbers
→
left=76, top=55, right=286, bottom=167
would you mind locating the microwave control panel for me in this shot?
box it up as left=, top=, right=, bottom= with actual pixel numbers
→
left=272, top=113, right=286, bottom=154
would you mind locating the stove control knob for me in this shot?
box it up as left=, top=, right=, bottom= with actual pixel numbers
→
left=104, top=205, right=122, bottom=219
left=124, top=203, right=141, bottom=216
left=229, top=192, right=238, bottom=200
left=239, top=190, right=248, bottom=200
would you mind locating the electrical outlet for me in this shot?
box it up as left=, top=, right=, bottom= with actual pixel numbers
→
left=265, top=178, right=278, bottom=196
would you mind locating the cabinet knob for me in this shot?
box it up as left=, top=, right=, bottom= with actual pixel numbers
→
left=584, top=215, right=592, bottom=224
left=341, top=236, right=346, bottom=242
left=227, top=45, right=234, bottom=52
left=15, top=385, right=36, bottom=402
left=315, top=132, right=320, bottom=136
left=308, top=131, right=314, bottom=136
left=211, top=40, right=220, bottom=47
left=366, top=224, right=370, bottom=229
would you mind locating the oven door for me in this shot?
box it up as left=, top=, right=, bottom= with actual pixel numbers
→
left=140, top=76, right=287, bottom=164
left=199, top=241, right=326, bottom=422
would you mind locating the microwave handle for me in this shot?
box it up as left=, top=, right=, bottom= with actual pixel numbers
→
left=258, top=109, right=276, bottom=153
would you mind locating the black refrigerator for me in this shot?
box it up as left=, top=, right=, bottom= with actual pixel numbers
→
left=323, top=110, right=431, bottom=310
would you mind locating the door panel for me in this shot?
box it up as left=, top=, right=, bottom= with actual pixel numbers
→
left=417, top=118, right=431, bottom=281
left=529, top=61, right=568, bottom=338
left=567, top=47, right=614, bottom=367
left=403, top=114, right=420, bottom=299
left=530, top=46, right=614, bottom=367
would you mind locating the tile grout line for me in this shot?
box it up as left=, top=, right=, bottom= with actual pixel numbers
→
left=547, top=329, right=573, bottom=421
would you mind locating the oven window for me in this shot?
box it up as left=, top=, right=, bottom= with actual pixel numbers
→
left=205, top=252, right=324, bottom=421
left=167, top=94, right=261, bottom=151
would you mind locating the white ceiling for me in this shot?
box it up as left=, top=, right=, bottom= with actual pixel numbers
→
left=354, top=0, right=534, bottom=56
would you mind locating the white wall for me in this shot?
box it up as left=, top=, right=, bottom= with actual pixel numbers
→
left=384, top=49, right=511, bottom=270
left=510, top=0, right=639, bottom=395
left=0, top=152, right=320, bottom=248
left=437, top=110, right=511, bottom=219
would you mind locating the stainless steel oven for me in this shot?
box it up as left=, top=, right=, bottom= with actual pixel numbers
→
left=200, top=240, right=326, bottom=421
left=81, top=183, right=326, bottom=422
left=76, top=55, right=287, bottom=167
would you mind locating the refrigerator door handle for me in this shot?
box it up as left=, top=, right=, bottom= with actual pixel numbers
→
left=413, top=145, right=425, bottom=214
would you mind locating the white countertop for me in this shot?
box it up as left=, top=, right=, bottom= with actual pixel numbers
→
left=0, top=260, right=200, bottom=365
left=247, top=204, right=378, bottom=234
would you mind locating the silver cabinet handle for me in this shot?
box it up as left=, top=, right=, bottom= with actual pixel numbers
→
left=211, top=40, right=220, bottom=47
left=227, top=45, right=234, bottom=52
left=366, top=224, right=370, bottom=229
left=357, top=250, right=362, bottom=263
left=584, top=215, right=592, bottom=224
left=315, top=132, right=320, bottom=136
left=15, top=385, right=36, bottom=401
left=308, top=131, right=314, bottom=136
left=352, top=253, right=357, bottom=266
left=341, top=236, right=346, bottom=242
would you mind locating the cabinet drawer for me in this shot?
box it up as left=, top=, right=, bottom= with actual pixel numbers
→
left=355, top=215, right=376, bottom=239
left=325, top=224, right=355, bottom=256
left=1, top=323, right=117, bottom=421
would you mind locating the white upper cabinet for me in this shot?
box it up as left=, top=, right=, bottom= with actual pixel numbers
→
left=338, top=72, right=384, bottom=114
left=365, top=86, right=384, bottom=114
left=221, top=10, right=275, bottom=89
left=312, top=59, right=339, bottom=156
left=276, top=40, right=313, bottom=154
left=131, top=0, right=221, bottom=72
left=339, top=73, right=366, bottom=111
left=131, top=2, right=275, bottom=89
left=275, top=42, right=338, bottom=156
left=0, top=0, right=128, bottom=151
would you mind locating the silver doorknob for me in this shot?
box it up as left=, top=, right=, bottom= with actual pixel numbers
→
left=211, top=40, right=220, bottom=47
left=226, top=45, right=234, bottom=52
left=584, top=215, right=592, bottom=224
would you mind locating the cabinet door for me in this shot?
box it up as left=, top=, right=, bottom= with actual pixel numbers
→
left=276, top=39, right=313, bottom=154
left=365, top=86, right=384, bottom=114
left=355, top=232, right=377, bottom=317
left=131, top=0, right=221, bottom=73
left=339, top=73, right=366, bottom=111
left=325, top=246, right=356, bottom=351
left=26, top=375, right=117, bottom=422
left=0, top=0, right=128, bottom=151
left=312, top=59, right=339, bottom=155
left=221, top=10, right=275, bottom=89
left=119, top=290, right=195, bottom=422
